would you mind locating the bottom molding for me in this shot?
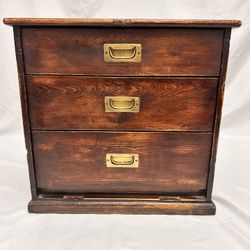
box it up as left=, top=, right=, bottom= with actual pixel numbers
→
left=28, top=199, right=216, bottom=215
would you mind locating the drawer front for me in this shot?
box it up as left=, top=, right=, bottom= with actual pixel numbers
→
left=22, top=28, right=223, bottom=76
left=27, top=76, right=217, bottom=131
left=33, top=131, right=212, bottom=194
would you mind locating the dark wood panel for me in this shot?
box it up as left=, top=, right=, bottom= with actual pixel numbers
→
left=22, top=28, right=223, bottom=76
left=13, top=27, right=37, bottom=198
left=27, top=76, right=218, bottom=131
left=28, top=199, right=216, bottom=215
left=206, top=29, right=231, bottom=199
left=32, top=131, right=212, bottom=194
left=4, top=18, right=241, bottom=28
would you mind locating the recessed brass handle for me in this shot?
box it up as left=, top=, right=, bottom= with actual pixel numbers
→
left=105, top=96, right=139, bottom=112
left=104, top=43, right=142, bottom=62
left=109, top=47, right=137, bottom=59
left=106, top=154, right=139, bottom=168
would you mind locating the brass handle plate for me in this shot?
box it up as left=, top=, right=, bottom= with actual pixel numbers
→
left=104, top=43, right=142, bottom=62
left=105, top=96, right=139, bottom=112
left=106, top=154, right=139, bottom=168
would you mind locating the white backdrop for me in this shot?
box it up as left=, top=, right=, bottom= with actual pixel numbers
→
left=0, top=1, right=250, bottom=249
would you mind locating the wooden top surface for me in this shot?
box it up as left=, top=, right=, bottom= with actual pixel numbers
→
left=3, top=18, right=241, bottom=27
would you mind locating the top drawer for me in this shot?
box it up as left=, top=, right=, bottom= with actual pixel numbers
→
left=22, top=28, right=223, bottom=76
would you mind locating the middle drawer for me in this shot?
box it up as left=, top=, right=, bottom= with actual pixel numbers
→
left=26, top=76, right=217, bottom=131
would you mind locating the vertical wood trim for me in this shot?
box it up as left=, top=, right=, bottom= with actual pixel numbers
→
left=206, top=28, right=232, bottom=200
left=13, top=26, right=37, bottom=199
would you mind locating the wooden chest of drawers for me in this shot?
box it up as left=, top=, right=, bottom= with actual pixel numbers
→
left=4, top=18, right=241, bottom=215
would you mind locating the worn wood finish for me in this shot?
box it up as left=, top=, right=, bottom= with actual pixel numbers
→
left=22, top=28, right=224, bottom=76
left=27, top=76, right=218, bottom=131
left=3, top=18, right=241, bottom=28
left=5, top=18, right=241, bottom=214
left=28, top=199, right=216, bottom=215
left=13, top=27, right=37, bottom=198
left=32, top=131, right=212, bottom=193
left=206, top=29, right=232, bottom=200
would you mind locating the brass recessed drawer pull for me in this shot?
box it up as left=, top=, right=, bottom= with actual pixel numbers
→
left=104, top=43, right=142, bottom=62
left=106, top=154, right=139, bottom=168
left=110, top=46, right=136, bottom=59
left=105, top=96, right=139, bottom=112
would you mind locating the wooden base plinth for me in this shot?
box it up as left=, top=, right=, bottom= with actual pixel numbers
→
left=28, top=199, right=216, bottom=215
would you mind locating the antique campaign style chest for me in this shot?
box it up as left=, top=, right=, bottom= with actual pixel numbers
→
left=4, top=18, right=241, bottom=214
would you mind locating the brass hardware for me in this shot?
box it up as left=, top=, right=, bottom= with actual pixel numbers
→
left=105, top=96, right=139, bottom=112
left=106, top=153, right=139, bottom=168
left=104, top=43, right=142, bottom=62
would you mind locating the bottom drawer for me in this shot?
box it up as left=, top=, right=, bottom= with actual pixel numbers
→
left=32, top=131, right=212, bottom=194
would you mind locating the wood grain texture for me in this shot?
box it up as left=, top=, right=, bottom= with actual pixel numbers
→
left=13, top=27, right=37, bottom=198
left=206, top=29, right=232, bottom=200
left=32, top=131, right=212, bottom=194
left=5, top=19, right=240, bottom=214
left=3, top=18, right=241, bottom=28
left=28, top=199, right=216, bottom=215
left=22, top=28, right=224, bottom=76
left=26, top=76, right=218, bottom=131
